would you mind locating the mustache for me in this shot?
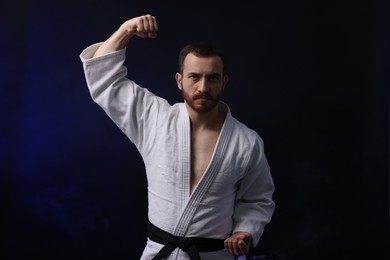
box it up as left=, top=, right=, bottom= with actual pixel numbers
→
left=193, top=92, right=213, bottom=100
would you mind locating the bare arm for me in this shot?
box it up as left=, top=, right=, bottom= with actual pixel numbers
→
left=93, top=14, right=158, bottom=58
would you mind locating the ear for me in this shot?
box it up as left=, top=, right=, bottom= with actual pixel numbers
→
left=223, top=74, right=228, bottom=89
left=175, top=72, right=183, bottom=90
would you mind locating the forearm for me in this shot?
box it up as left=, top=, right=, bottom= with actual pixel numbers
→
left=92, top=14, right=158, bottom=58
left=93, top=26, right=134, bottom=58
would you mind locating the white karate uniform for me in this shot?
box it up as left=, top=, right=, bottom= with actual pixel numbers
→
left=80, top=43, right=275, bottom=260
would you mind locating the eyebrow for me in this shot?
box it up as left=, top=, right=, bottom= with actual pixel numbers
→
left=186, top=72, right=221, bottom=77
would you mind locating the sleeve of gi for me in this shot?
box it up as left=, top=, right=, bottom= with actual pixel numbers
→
left=79, top=43, right=170, bottom=153
left=232, top=134, right=276, bottom=247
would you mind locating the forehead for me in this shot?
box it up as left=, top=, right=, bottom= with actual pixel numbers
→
left=183, top=53, right=223, bottom=73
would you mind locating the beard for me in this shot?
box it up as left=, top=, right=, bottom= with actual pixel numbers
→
left=180, top=84, right=223, bottom=113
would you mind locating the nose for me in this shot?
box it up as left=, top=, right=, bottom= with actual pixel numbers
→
left=197, top=78, right=208, bottom=93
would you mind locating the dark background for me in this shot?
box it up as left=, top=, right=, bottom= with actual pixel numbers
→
left=1, top=0, right=388, bottom=259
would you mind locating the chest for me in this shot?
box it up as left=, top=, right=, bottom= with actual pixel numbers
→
left=190, top=130, right=220, bottom=193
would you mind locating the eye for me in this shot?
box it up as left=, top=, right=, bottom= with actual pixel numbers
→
left=208, top=75, right=220, bottom=82
left=188, top=74, right=199, bottom=81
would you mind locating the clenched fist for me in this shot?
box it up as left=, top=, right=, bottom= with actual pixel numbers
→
left=120, top=14, right=158, bottom=38
left=224, top=231, right=252, bottom=256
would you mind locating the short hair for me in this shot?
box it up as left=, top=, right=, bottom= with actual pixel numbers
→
left=178, top=42, right=226, bottom=73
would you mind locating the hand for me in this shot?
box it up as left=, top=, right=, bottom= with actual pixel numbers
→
left=121, top=14, right=158, bottom=39
left=224, top=231, right=252, bottom=256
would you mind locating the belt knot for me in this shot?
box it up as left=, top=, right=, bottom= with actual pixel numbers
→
left=177, top=237, right=193, bottom=251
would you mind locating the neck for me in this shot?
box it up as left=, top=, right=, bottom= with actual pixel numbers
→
left=185, top=102, right=227, bottom=131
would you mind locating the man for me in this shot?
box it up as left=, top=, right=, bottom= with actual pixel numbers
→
left=80, top=14, right=275, bottom=260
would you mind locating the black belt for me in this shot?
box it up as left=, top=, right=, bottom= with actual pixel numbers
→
left=148, top=220, right=226, bottom=260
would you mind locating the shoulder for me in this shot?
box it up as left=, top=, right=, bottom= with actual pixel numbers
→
left=231, top=116, right=264, bottom=144
left=223, top=103, right=266, bottom=152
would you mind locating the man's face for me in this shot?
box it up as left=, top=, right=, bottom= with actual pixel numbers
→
left=175, top=53, right=228, bottom=113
